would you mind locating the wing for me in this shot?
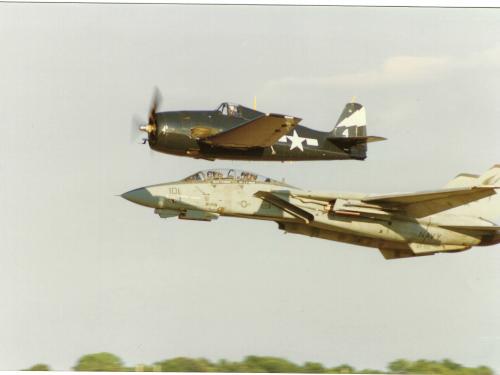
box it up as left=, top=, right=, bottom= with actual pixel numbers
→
left=364, top=186, right=498, bottom=217
left=202, top=114, right=301, bottom=149
left=364, top=186, right=497, bottom=205
left=293, top=186, right=498, bottom=218
left=439, top=224, right=500, bottom=232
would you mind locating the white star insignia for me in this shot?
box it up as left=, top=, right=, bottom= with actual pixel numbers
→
left=288, top=130, right=306, bottom=151
left=160, top=125, right=169, bottom=135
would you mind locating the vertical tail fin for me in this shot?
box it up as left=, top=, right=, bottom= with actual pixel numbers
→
left=443, top=165, right=500, bottom=222
left=477, top=164, right=500, bottom=186
left=444, top=165, right=500, bottom=188
left=331, top=102, right=367, bottom=137
left=328, top=102, right=385, bottom=160
left=475, top=165, right=500, bottom=222
left=444, top=173, right=479, bottom=188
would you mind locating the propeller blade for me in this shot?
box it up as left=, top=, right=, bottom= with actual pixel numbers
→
left=131, top=88, right=162, bottom=144
left=148, top=87, right=162, bottom=127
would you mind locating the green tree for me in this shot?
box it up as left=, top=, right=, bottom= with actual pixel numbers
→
left=327, top=364, right=355, bottom=374
left=473, top=366, right=494, bottom=375
left=215, top=359, right=247, bottom=372
left=65, top=353, right=493, bottom=374
left=302, top=361, right=326, bottom=373
left=73, top=352, right=124, bottom=371
left=388, top=358, right=412, bottom=373
left=241, top=356, right=302, bottom=373
left=155, top=357, right=216, bottom=372
left=23, top=364, right=50, bottom=371
left=387, top=358, right=494, bottom=375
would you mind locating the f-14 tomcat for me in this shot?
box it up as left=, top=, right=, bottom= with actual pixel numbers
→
left=134, top=91, right=385, bottom=161
left=122, top=165, right=500, bottom=259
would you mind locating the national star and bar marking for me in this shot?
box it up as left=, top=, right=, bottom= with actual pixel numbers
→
left=278, top=130, right=319, bottom=151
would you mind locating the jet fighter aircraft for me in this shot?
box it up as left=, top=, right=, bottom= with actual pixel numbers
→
left=122, top=165, right=500, bottom=259
left=134, top=91, right=385, bottom=161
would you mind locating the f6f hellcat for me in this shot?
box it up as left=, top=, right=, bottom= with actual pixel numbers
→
left=134, top=90, right=385, bottom=161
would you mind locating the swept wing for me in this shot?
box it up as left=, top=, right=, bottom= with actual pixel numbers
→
left=294, top=186, right=498, bottom=218
left=364, top=186, right=498, bottom=217
left=364, top=186, right=496, bottom=204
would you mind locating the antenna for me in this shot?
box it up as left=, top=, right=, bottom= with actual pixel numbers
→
left=253, top=96, right=257, bottom=110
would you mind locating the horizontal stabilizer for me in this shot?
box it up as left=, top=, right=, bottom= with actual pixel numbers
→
left=328, top=135, right=386, bottom=147
left=379, top=247, right=431, bottom=260
left=379, top=243, right=471, bottom=259
left=202, top=114, right=301, bottom=149
left=254, top=191, right=314, bottom=223
left=408, top=243, right=470, bottom=254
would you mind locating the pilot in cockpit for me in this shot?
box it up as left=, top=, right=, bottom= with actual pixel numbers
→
left=227, top=104, right=238, bottom=117
left=240, top=172, right=257, bottom=181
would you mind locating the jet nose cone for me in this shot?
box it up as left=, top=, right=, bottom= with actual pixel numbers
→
left=121, top=187, right=159, bottom=208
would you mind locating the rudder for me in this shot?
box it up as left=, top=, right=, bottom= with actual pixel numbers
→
left=331, top=102, right=367, bottom=138
left=443, top=164, right=500, bottom=222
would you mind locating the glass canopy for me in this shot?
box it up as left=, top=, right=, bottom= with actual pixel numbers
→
left=182, top=169, right=289, bottom=186
left=215, top=102, right=242, bottom=117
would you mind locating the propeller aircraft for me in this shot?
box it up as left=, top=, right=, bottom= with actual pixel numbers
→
left=122, top=165, right=500, bottom=259
left=133, top=90, right=385, bottom=161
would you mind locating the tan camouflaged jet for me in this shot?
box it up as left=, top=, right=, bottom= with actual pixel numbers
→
left=122, top=165, right=500, bottom=259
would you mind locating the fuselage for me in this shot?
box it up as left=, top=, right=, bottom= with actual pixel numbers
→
left=147, top=109, right=360, bottom=161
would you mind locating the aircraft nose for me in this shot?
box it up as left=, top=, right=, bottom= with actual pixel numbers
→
left=121, top=187, right=159, bottom=208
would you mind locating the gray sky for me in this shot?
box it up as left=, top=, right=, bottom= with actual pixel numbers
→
left=0, top=4, right=499, bottom=372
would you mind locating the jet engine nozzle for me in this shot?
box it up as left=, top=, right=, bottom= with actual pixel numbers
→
left=479, top=232, right=500, bottom=246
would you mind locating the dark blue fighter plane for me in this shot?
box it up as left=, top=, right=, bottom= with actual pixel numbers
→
left=134, top=91, right=385, bottom=161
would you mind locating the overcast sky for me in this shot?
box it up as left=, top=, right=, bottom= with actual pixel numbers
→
left=0, top=3, right=499, bottom=372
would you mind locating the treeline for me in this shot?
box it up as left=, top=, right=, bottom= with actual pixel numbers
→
left=24, top=353, right=494, bottom=374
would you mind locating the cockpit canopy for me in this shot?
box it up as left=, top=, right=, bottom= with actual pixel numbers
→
left=182, top=169, right=290, bottom=186
left=215, top=102, right=262, bottom=120
left=215, top=102, right=243, bottom=117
